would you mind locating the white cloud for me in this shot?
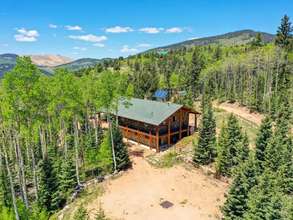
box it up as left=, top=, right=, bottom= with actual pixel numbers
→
left=73, top=47, right=87, bottom=50
left=2, top=44, right=8, bottom=47
left=137, top=43, right=153, bottom=47
left=65, top=25, right=82, bottom=30
left=71, top=52, right=78, bottom=54
left=120, top=45, right=139, bottom=53
left=14, top=34, right=37, bottom=41
left=16, top=28, right=39, bottom=36
left=165, top=27, right=183, bottom=33
left=49, top=24, right=57, bottom=28
left=69, top=34, right=108, bottom=42
left=139, top=27, right=164, bottom=34
left=53, top=34, right=56, bottom=37
left=105, top=26, right=134, bottom=33
left=93, top=43, right=105, bottom=47
left=109, top=49, right=116, bottom=52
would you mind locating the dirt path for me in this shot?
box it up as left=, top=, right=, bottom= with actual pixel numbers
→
left=213, top=102, right=264, bottom=126
left=87, top=144, right=228, bottom=220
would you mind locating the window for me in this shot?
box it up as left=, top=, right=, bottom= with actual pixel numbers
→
left=173, top=116, right=177, bottom=122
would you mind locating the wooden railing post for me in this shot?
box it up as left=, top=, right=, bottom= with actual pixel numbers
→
left=168, top=118, right=170, bottom=148
left=156, top=126, right=159, bottom=153
left=179, top=108, right=182, bottom=140
left=137, top=121, right=140, bottom=145
left=149, top=124, right=152, bottom=150
left=187, top=111, right=190, bottom=136
left=126, top=118, right=129, bottom=140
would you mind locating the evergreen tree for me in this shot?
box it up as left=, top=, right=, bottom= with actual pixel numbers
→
left=275, top=14, right=293, bottom=48
left=188, top=48, right=204, bottom=98
left=110, top=120, right=130, bottom=171
left=38, top=157, right=60, bottom=213
left=254, top=116, right=273, bottom=173
left=226, top=114, right=243, bottom=166
left=97, top=137, right=113, bottom=173
left=221, top=156, right=257, bottom=219
left=74, top=204, right=89, bottom=220
left=0, top=167, right=11, bottom=207
left=193, top=97, right=216, bottom=164
left=216, top=124, right=231, bottom=176
left=243, top=169, right=292, bottom=219
left=234, top=131, right=249, bottom=166
left=251, top=32, right=264, bottom=47
left=59, top=154, right=77, bottom=194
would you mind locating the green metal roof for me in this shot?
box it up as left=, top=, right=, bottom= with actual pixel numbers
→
left=176, top=91, right=188, bottom=96
left=116, top=98, right=183, bottom=126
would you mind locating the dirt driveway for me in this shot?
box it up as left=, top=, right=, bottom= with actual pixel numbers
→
left=213, top=102, right=264, bottom=125
left=88, top=144, right=228, bottom=220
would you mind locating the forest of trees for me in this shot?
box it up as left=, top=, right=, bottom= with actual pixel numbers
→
left=0, top=14, right=292, bottom=219
left=0, top=58, right=130, bottom=219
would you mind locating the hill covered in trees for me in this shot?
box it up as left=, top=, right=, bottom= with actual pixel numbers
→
left=55, top=57, right=113, bottom=72
left=143, top=30, right=275, bottom=53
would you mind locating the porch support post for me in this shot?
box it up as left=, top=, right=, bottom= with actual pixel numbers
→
left=149, top=124, right=152, bottom=150
left=195, top=114, right=198, bottom=131
left=137, top=121, right=140, bottom=145
left=126, top=118, right=129, bottom=140
left=156, top=126, right=159, bottom=153
left=179, top=108, right=182, bottom=140
left=168, top=117, right=170, bottom=148
left=98, top=113, right=101, bottom=125
left=187, top=111, right=190, bottom=136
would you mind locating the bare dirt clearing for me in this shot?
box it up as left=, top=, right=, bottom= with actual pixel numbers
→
left=87, top=144, right=228, bottom=220
left=213, top=102, right=264, bottom=126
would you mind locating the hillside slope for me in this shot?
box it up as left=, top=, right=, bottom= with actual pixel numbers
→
left=144, top=30, right=275, bottom=53
left=55, top=58, right=112, bottom=72
left=20, top=54, right=75, bottom=67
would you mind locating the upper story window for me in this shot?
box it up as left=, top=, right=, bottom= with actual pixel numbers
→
left=173, top=116, right=176, bottom=122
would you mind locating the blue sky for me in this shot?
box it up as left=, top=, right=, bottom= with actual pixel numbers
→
left=0, top=0, right=292, bottom=59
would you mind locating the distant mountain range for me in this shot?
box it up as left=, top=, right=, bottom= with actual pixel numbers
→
left=0, top=54, right=111, bottom=79
left=144, top=30, right=275, bottom=53
left=0, top=30, right=276, bottom=79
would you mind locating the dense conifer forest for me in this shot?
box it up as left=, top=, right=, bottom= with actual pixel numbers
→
left=0, top=14, right=292, bottom=219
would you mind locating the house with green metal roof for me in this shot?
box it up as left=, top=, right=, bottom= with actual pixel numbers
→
left=98, top=98, right=200, bottom=152
left=171, top=91, right=188, bottom=102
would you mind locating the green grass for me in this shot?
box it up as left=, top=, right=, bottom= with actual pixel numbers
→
left=59, top=185, right=105, bottom=220
left=214, top=111, right=258, bottom=144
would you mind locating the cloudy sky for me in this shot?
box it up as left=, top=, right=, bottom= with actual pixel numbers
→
left=0, top=0, right=292, bottom=59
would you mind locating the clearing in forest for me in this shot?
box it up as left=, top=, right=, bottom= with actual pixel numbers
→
left=85, top=144, right=228, bottom=220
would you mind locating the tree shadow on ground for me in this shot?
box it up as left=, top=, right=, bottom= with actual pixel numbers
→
left=124, top=143, right=145, bottom=170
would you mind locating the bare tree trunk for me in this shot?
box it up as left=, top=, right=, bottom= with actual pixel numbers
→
left=0, top=143, right=2, bottom=168
left=94, top=106, right=99, bottom=144
left=16, top=136, right=29, bottom=209
left=29, top=121, right=38, bottom=199
left=107, top=112, right=117, bottom=171
left=80, top=126, right=85, bottom=178
left=12, top=126, right=24, bottom=202
left=25, top=137, right=32, bottom=171
left=8, top=130, right=15, bottom=170
left=0, top=108, right=20, bottom=220
left=39, top=124, right=47, bottom=159
left=63, top=119, right=68, bottom=155
left=48, top=115, right=52, bottom=144
left=74, top=115, right=80, bottom=185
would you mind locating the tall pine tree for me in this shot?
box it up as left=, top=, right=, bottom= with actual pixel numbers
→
left=193, top=94, right=216, bottom=165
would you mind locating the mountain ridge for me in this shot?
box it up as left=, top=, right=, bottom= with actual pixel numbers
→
left=143, top=30, right=275, bottom=53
